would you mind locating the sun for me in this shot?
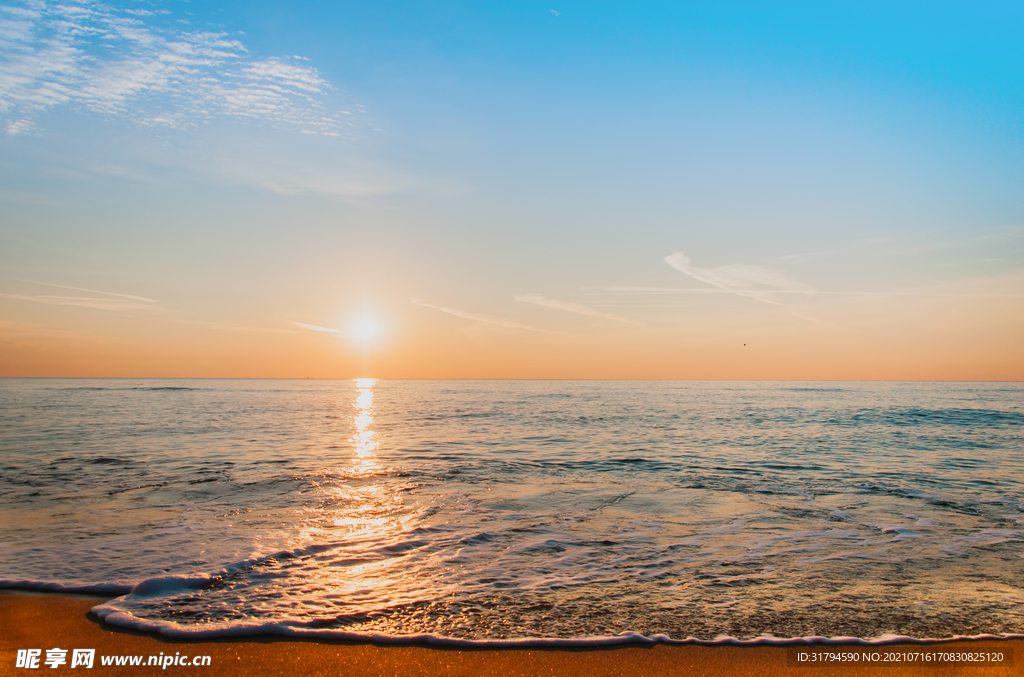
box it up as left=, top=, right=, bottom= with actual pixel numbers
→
left=354, top=317, right=377, bottom=343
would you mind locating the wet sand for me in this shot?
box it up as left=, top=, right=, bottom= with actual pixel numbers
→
left=1, top=591, right=1020, bottom=676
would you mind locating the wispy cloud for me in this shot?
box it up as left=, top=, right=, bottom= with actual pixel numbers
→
left=602, top=286, right=732, bottom=294
left=665, top=250, right=812, bottom=305
left=603, top=285, right=1024, bottom=298
left=17, top=279, right=157, bottom=302
left=0, top=292, right=165, bottom=312
left=770, top=238, right=895, bottom=264
left=0, top=279, right=164, bottom=311
left=0, top=0, right=355, bottom=135
left=412, top=298, right=540, bottom=331
left=199, top=149, right=416, bottom=198
left=289, top=321, right=347, bottom=335
left=514, top=294, right=640, bottom=325
left=769, top=228, right=1024, bottom=264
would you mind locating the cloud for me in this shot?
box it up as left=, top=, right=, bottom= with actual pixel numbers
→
left=0, top=0, right=353, bottom=135
left=199, top=149, right=415, bottom=198
left=412, top=298, right=540, bottom=331
left=665, top=251, right=812, bottom=304
left=289, top=321, right=346, bottom=335
left=0, top=279, right=166, bottom=312
left=0, top=292, right=165, bottom=312
left=603, top=285, right=1024, bottom=299
left=5, top=118, right=36, bottom=135
left=18, top=279, right=157, bottom=302
left=602, top=286, right=731, bottom=294
left=514, top=294, right=640, bottom=324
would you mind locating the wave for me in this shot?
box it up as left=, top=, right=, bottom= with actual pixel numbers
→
left=783, top=387, right=846, bottom=392
left=7, top=566, right=1024, bottom=647
left=83, top=601, right=1024, bottom=646
left=55, top=386, right=201, bottom=392
left=856, top=407, right=1024, bottom=428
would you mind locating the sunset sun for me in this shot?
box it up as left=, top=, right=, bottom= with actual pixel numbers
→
left=354, top=317, right=378, bottom=343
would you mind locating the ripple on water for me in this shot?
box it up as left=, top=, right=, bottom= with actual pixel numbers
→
left=1, top=378, right=1022, bottom=641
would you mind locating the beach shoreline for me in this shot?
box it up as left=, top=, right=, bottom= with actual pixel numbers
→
left=2, top=591, right=1020, bottom=676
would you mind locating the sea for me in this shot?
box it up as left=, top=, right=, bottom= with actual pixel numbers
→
left=1, top=378, right=1022, bottom=645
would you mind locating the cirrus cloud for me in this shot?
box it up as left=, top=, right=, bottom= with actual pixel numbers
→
left=289, top=321, right=347, bottom=335
left=665, top=250, right=812, bottom=305
left=412, top=298, right=541, bottom=332
left=514, top=294, right=640, bottom=325
left=0, top=0, right=350, bottom=135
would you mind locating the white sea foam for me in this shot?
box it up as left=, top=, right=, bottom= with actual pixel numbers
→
left=87, top=601, right=1024, bottom=647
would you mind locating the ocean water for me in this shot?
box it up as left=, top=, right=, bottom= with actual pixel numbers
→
left=1, top=378, right=1023, bottom=644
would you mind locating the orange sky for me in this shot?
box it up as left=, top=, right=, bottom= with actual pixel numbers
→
left=3, top=276, right=1021, bottom=380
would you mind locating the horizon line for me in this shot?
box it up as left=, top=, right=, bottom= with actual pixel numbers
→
left=0, top=376, right=1021, bottom=383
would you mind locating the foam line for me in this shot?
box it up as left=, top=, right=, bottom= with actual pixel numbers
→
left=89, top=603, right=1024, bottom=648
left=4, top=575, right=1023, bottom=647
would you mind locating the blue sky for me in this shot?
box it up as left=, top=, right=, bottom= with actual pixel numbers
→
left=1, top=0, right=1022, bottom=378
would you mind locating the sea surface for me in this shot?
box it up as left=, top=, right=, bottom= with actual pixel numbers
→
left=1, top=378, right=1023, bottom=644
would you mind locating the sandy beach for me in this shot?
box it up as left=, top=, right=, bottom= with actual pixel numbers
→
left=1, top=591, right=1019, bottom=677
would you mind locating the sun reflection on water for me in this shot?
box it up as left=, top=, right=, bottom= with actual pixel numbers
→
left=303, top=379, right=435, bottom=609
left=350, top=378, right=381, bottom=477
left=288, top=379, right=439, bottom=614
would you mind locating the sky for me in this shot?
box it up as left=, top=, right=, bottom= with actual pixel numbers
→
left=1, top=0, right=1022, bottom=379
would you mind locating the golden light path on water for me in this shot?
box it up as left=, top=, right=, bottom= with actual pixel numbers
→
left=298, top=378, right=440, bottom=614
left=351, top=377, right=381, bottom=477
